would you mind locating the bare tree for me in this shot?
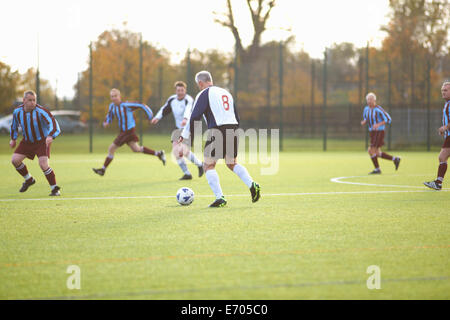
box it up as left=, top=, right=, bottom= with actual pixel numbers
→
left=215, top=0, right=276, bottom=61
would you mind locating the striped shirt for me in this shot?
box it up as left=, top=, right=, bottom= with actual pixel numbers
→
left=10, top=105, right=61, bottom=143
left=362, top=105, right=392, bottom=131
left=105, top=102, right=153, bottom=132
left=442, top=100, right=450, bottom=138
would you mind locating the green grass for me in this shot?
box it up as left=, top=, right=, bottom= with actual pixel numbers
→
left=0, top=134, right=449, bottom=299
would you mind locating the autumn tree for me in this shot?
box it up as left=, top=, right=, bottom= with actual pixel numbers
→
left=75, top=28, right=171, bottom=123
left=381, top=0, right=450, bottom=103
left=0, top=61, right=20, bottom=114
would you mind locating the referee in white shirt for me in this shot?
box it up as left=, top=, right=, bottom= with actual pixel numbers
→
left=179, top=71, right=261, bottom=207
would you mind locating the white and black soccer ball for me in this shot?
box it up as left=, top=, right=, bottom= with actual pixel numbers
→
left=176, top=187, right=194, bottom=206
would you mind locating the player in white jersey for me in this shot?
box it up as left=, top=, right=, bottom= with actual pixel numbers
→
left=151, top=81, right=204, bottom=180
left=179, top=71, right=261, bottom=207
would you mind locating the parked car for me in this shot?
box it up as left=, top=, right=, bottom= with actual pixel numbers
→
left=0, top=114, right=15, bottom=135
left=0, top=110, right=86, bottom=135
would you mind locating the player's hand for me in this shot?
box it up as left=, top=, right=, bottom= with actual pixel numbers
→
left=372, top=123, right=380, bottom=130
left=361, top=120, right=366, bottom=126
left=9, top=140, right=16, bottom=149
left=181, top=118, right=187, bottom=127
left=151, top=118, right=159, bottom=125
left=438, top=126, right=446, bottom=136
left=103, top=121, right=109, bottom=128
left=46, top=136, right=53, bottom=146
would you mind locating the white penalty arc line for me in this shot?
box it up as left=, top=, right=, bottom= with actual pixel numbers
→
left=0, top=189, right=447, bottom=202
left=330, top=175, right=450, bottom=190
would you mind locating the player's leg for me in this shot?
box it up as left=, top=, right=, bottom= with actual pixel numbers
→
left=204, top=158, right=226, bottom=207
left=424, top=148, right=450, bottom=190
left=12, top=153, right=35, bottom=192
left=183, top=144, right=204, bottom=177
left=38, top=156, right=60, bottom=196
left=129, top=141, right=166, bottom=165
left=378, top=148, right=401, bottom=170
left=368, top=146, right=380, bottom=174
left=226, top=158, right=261, bottom=203
left=172, top=141, right=192, bottom=180
left=93, top=143, right=119, bottom=176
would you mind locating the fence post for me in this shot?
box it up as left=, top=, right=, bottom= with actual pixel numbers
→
left=89, top=42, right=93, bottom=154
left=139, top=34, right=143, bottom=143
left=365, top=42, right=369, bottom=150
left=234, top=44, right=239, bottom=101
left=388, top=61, right=392, bottom=151
left=158, top=66, right=163, bottom=106
left=36, top=69, right=41, bottom=105
left=323, top=48, right=327, bottom=151
left=186, top=48, right=193, bottom=95
left=311, top=59, right=315, bottom=137
left=267, top=60, right=271, bottom=109
left=426, top=59, right=431, bottom=152
left=279, top=42, right=284, bottom=152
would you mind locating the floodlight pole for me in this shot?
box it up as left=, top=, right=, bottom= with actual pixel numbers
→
left=322, top=48, right=327, bottom=152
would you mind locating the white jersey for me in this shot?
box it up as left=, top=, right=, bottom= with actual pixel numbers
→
left=154, top=94, right=194, bottom=129
left=181, top=86, right=239, bottom=139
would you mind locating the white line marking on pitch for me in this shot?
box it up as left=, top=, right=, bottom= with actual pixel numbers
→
left=0, top=189, right=447, bottom=202
left=330, top=175, right=450, bottom=190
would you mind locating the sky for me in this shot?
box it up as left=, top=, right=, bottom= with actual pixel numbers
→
left=0, top=0, right=391, bottom=99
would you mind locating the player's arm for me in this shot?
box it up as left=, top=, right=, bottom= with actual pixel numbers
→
left=39, top=108, right=60, bottom=145
left=181, top=96, right=194, bottom=127
left=123, top=102, right=153, bottom=122
left=233, top=101, right=240, bottom=125
left=152, top=98, right=173, bottom=124
left=438, top=122, right=450, bottom=135
left=9, top=111, right=19, bottom=148
left=361, top=108, right=367, bottom=126
left=373, top=109, right=388, bottom=130
left=180, top=92, right=208, bottom=142
left=104, top=104, right=114, bottom=127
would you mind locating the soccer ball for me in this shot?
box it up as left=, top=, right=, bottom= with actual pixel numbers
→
left=176, top=187, right=194, bottom=206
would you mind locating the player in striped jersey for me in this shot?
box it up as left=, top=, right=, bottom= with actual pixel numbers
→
left=151, top=81, right=204, bottom=180
left=361, top=93, right=401, bottom=174
left=179, top=71, right=261, bottom=207
left=92, top=88, right=166, bottom=176
left=9, top=90, right=62, bottom=196
left=424, top=82, right=450, bottom=190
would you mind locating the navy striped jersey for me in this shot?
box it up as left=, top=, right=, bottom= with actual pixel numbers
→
left=362, top=105, right=392, bottom=131
left=154, top=94, right=194, bottom=129
left=10, top=104, right=61, bottom=143
left=442, top=100, right=450, bottom=138
left=105, top=102, right=153, bottom=132
left=181, top=86, right=239, bottom=139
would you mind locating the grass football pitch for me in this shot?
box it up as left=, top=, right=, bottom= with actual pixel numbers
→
left=0, top=134, right=449, bottom=299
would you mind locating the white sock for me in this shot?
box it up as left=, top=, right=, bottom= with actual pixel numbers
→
left=205, top=169, right=223, bottom=199
left=23, top=173, right=31, bottom=180
left=233, top=164, right=253, bottom=188
left=51, top=184, right=57, bottom=190
left=187, top=151, right=203, bottom=167
left=177, top=158, right=190, bottom=175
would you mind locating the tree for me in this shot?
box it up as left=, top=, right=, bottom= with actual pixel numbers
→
left=0, top=61, right=20, bottom=114
left=215, top=0, right=276, bottom=61
left=381, top=0, right=450, bottom=103
left=75, top=28, right=171, bottom=123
